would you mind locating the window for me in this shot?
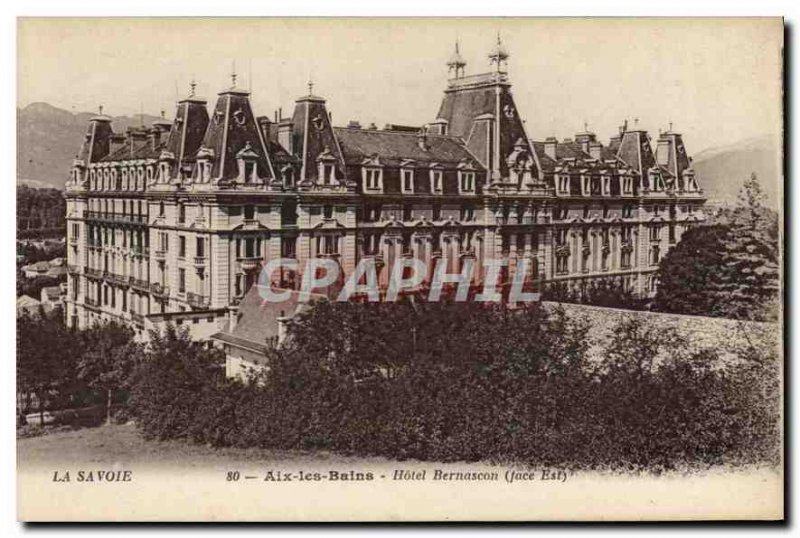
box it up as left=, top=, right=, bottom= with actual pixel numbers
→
left=557, top=174, right=570, bottom=194
left=281, top=237, right=296, bottom=258
left=555, top=229, right=568, bottom=246
left=178, top=236, right=186, bottom=259
left=178, top=203, right=185, bottom=224
left=556, top=255, right=569, bottom=275
left=159, top=202, right=165, bottom=217
left=621, top=226, right=633, bottom=243
left=244, top=205, right=255, bottom=220
left=622, top=176, right=634, bottom=195
left=459, top=171, right=476, bottom=193
left=318, top=235, right=339, bottom=255
left=460, top=204, right=475, bottom=222
left=649, top=225, right=661, bottom=242
left=363, top=233, right=380, bottom=256
left=403, top=205, right=413, bottom=221
left=650, top=246, right=661, bottom=266
left=582, top=205, right=590, bottom=219
left=602, top=205, right=609, bottom=219
left=668, top=224, right=676, bottom=244
left=621, top=250, right=632, bottom=269
left=623, top=204, right=633, bottom=218
left=196, top=237, right=205, bottom=258
left=363, top=168, right=382, bottom=191
left=432, top=203, right=441, bottom=221
left=178, top=268, right=186, bottom=293
left=323, top=205, right=333, bottom=219
left=244, top=238, right=256, bottom=258
left=430, top=170, right=443, bottom=193
left=364, top=205, right=381, bottom=222
left=401, top=169, right=414, bottom=193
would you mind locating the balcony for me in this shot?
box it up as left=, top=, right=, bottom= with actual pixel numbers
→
left=67, top=264, right=81, bottom=275
left=68, top=236, right=79, bottom=246
left=129, top=276, right=150, bottom=292
left=84, top=267, right=103, bottom=279
left=193, top=256, right=207, bottom=269
left=186, top=292, right=210, bottom=310
left=83, top=211, right=147, bottom=226
left=131, top=246, right=150, bottom=259
left=153, top=249, right=167, bottom=262
left=85, top=296, right=101, bottom=307
left=237, top=257, right=262, bottom=272
left=150, top=283, right=170, bottom=298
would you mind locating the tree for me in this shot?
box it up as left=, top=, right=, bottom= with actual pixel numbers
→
left=17, top=307, right=81, bottom=424
left=77, top=321, right=138, bottom=424
left=653, top=173, right=780, bottom=321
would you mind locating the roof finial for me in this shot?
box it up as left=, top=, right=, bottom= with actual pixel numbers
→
left=584, top=121, right=588, bottom=132
left=189, top=78, right=197, bottom=97
left=488, top=32, right=509, bottom=72
left=447, top=39, right=467, bottom=78
left=669, top=121, right=673, bottom=132
left=98, top=105, right=103, bottom=115
left=308, top=78, right=314, bottom=95
left=231, top=60, right=237, bottom=88
left=634, top=117, right=639, bottom=127
left=160, top=109, right=165, bottom=119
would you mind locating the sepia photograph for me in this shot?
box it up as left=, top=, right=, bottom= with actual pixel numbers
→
left=14, top=17, right=784, bottom=522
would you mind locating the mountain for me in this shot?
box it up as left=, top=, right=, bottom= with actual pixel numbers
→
left=692, top=135, right=782, bottom=210
left=17, top=102, right=162, bottom=190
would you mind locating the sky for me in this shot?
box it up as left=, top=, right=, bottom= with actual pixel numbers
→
left=17, top=17, right=783, bottom=154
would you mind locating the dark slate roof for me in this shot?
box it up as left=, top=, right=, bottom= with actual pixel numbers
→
left=333, top=128, right=483, bottom=168
left=101, top=138, right=165, bottom=162
left=216, top=285, right=325, bottom=349
left=530, top=141, right=557, bottom=171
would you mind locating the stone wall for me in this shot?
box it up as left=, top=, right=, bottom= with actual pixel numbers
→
left=542, top=301, right=781, bottom=363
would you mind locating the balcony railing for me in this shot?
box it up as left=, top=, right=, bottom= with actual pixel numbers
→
left=153, top=249, right=167, bottom=262
left=83, top=211, right=147, bottom=225
left=68, top=236, right=79, bottom=246
left=67, top=264, right=81, bottom=274
left=186, top=292, right=210, bottom=309
left=150, top=283, right=170, bottom=297
left=85, top=296, right=101, bottom=307
left=237, top=257, right=262, bottom=272
left=84, top=267, right=103, bottom=279
left=193, top=256, right=207, bottom=269
left=129, top=276, right=150, bottom=292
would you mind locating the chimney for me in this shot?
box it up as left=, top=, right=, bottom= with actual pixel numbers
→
left=347, top=120, right=362, bottom=129
left=544, top=137, right=558, bottom=160
left=148, top=128, right=162, bottom=151
left=277, top=120, right=293, bottom=154
left=109, top=133, right=126, bottom=155
left=257, top=116, right=272, bottom=142
left=128, top=128, right=148, bottom=156
left=417, top=129, right=429, bottom=151
left=589, top=142, right=603, bottom=160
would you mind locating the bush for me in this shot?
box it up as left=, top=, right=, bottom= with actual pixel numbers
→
left=126, top=301, right=781, bottom=472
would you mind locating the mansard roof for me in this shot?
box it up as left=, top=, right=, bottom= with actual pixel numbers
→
left=198, top=88, right=276, bottom=181
left=333, top=128, right=483, bottom=169
left=100, top=132, right=165, bottom=163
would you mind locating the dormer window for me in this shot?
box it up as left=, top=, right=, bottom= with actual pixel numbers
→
left=430, top=169, right=443, bottom=194
left=401, top=169, right=414, bottom=193
left=236, top=142, right=260, bottom=184
left=459, top=171, right=475, bottom=193
left=316, top=147, right=338, bottom=186
left=363, top=167, right=383, bottom=192
left=581, top=175, right=591, bottom=196
left=601, top=175, right=612, bottom=196
left=556, top=174, right=570, bottom=195
left=621, top=175, right=634, bottom=195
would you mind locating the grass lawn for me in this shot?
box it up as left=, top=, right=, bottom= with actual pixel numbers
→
left=17, top=422, right=391, bottom=471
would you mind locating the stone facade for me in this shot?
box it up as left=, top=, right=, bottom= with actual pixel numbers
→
left=63, top=39, right=706, bottom=334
